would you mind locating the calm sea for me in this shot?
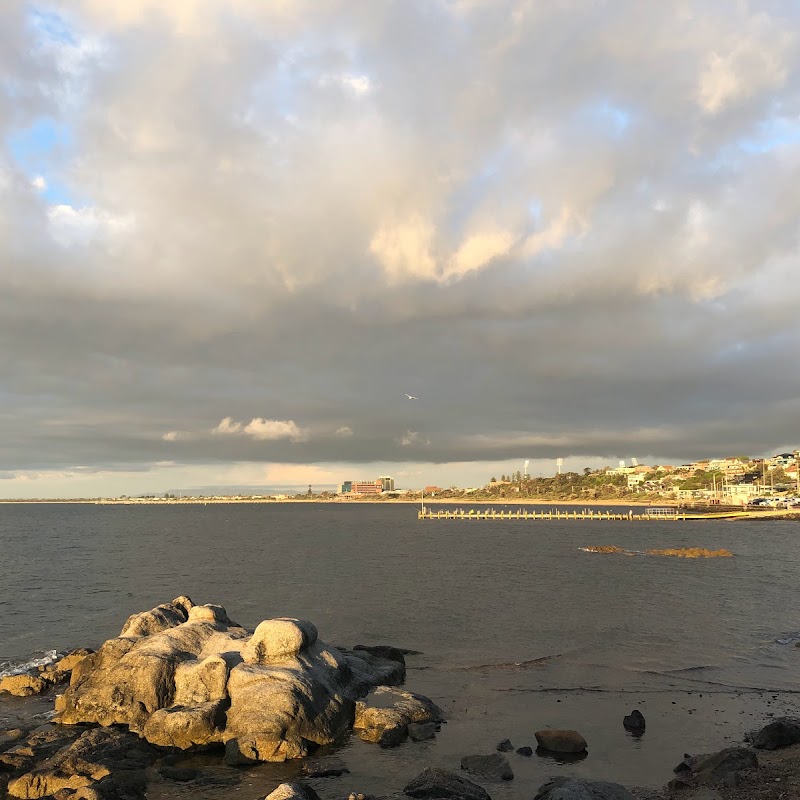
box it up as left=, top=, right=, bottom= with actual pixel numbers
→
left=2, top=503, right=799, bottom=795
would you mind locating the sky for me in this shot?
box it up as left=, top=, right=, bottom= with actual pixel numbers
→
left=1, top=1, right=800, bottom=498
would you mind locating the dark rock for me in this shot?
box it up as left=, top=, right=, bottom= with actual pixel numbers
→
left=263, top=783, right=322, bottom=800
left=345, top=649, right=406, bottom=689
left=516, top=746, right=533, bottom=756
left=353, top=645, right=407, bottom=667
left=460, top=753, right=513, bottom=781
left=302, top=757, right=350, bottom=778
left=403, top=767, right=491, bottom=800
left=159, top=766, right=199, bottom=782
left=534, top=729, right=587, bottom=753
left=496, top=738, right=513, bottom=752
left=693, top=747, right=758, bottom=782
left=667, top=776, right=692, bottom=792
left=6, top=728, right=157, bottom=799
left=753, top=717, right=800, bottom=750
left=408, top=722, right=436, bottom=742
left=674, top=747, right=758, bottom=788
left=622, top=709, right=645, bottom=733
left=0, top=725, right=82, bottom=774
left=534, top=777, right=635, bottom=799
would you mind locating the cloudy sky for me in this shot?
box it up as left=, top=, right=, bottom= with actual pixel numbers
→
left=1, top=1, right=799, bottom=497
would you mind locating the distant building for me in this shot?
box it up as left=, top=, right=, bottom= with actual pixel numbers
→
left=340, top=476, right=395, bottom=495
left=770, top=453, right=796, bottom=469
left=424, top=486, right=443, bottom=495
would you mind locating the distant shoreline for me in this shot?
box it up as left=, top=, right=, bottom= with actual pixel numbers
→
left=0, top=497, right=664, bottom=506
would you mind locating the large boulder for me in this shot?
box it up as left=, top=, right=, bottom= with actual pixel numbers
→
left=56, top=598, right=419, bottom=764
left=403, top=767, right=491, bottom=800
left=534, top=777, right=635, bottom=800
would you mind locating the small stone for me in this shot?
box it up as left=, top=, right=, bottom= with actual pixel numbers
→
left=516, top=746, right=533, bottom=756
left=496, top=738, right=513, bottom=752
left=263, top=783, right=321, bottom=800
left=623, top=709, right=645, bottom=733
left=534, top=729, right=587, bottom=753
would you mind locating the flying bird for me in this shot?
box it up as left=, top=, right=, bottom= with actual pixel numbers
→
left=404, top=393, right=419, bottom=400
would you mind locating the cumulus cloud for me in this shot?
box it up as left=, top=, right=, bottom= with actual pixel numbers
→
left=213, top=417, right=309, bottom=442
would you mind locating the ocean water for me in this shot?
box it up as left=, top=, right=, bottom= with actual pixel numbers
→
left=2, top=502, right=800, bottom=794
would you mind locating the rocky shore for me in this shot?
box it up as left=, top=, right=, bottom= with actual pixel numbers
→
left=2, top=597, right=800, bottom=800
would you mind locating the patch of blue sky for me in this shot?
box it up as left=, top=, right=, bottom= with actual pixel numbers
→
left=7, top=116, right=76, bottom=205
left=578, top=100, right=632, bottom=137
left=738, top=116, right=800, bottom=154
left=28, top=6, right=77, bottom=47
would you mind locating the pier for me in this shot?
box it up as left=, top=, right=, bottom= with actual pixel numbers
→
left=416, top=506, right=760, bottom=521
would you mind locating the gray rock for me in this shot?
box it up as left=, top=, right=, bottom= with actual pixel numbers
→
left=622, top=709, right=645, bottom=733
left=496, top=738, right=513, bottom=752
left=409, top=722, right=437, bottom=741
left=673, top=747, right=758, bottom=788
left=516, top=746, right=533, bottom=756
left=460, top=753, right=513, bottom=781
left=692, top=747, right=758, bottom=783
left=403, top=767, right=491, bottom=800
left=534, top=777, right=635, bottom=800
left=753, top=717, right=800, bottom=750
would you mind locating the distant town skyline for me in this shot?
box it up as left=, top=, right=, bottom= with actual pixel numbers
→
left=2, top=2, right=800, bottom=498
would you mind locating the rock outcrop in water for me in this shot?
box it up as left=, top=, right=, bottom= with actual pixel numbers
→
left=54, top=596, right=434, bottom=763
left=581, top=546, right=733, bottom=558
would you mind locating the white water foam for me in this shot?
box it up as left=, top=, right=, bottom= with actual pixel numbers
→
left=0, top=649, right=59, bottom=678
